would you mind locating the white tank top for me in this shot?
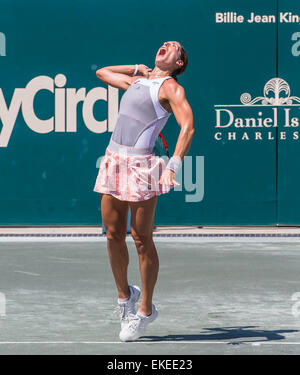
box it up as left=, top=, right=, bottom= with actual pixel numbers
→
left=108, top=76, right=173, bottom=155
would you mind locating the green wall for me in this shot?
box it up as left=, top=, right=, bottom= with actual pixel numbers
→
left=0, top=0, right=299, bottom=225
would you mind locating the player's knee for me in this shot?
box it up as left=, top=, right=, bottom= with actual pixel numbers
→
left=106, top=226, right=126, bottom=242
left=131, top=229, right=153, bottom=254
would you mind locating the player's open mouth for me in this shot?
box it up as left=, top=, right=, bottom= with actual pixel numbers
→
left=159, top=48, right=167, bottom=55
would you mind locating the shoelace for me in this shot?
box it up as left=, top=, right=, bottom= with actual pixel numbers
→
left=114, top=305, right=136, bottom=321
left=128, top=314, right=146, bottom=333
left=114, top=305, right=126, bottom=319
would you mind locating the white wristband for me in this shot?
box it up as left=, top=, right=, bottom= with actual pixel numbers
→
left=133, top=64, right=139, bottom=76
left=166, top=155, right=182, bottom=174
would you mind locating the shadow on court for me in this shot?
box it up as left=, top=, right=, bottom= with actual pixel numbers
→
left=141, top=326, right=299, bottom=344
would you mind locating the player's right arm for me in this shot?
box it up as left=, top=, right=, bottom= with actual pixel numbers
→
left=96, top=64, right=152, bottom=91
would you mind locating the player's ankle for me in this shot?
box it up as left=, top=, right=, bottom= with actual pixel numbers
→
left=138, top=307, right=152, bottom=316
left=118, top=286, right=131, bottom=301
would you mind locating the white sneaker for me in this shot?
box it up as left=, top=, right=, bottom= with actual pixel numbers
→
left=116, top=285, right=141, bottom=330
left=119, top=304, right=158, bottom=342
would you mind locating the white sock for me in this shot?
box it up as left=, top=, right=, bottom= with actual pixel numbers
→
left=118, top=296, right=129, bottom=303
left=137, top=311, right=151, bottom=317
left=118, top=286, right=132, bottom=303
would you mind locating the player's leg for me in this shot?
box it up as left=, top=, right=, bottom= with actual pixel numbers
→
left=129, top=195, right=158, bottom=315
left=101, top=193, right=130, bottom=299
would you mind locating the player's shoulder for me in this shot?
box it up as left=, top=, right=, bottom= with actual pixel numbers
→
left=163, top=77, right=186, bottom=100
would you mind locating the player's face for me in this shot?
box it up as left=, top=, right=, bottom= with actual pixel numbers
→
left=155, top=41, right=182, bottom=69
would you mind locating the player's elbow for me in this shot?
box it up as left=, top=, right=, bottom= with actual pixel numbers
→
left=183, top=124, right=195, bottom=138
left=189, top=126, right=195, bottom=136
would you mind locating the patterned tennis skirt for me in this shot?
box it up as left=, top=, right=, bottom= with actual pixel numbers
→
left=93, top=146, right=176, bottom=202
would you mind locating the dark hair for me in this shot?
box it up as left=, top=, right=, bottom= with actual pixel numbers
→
left=171, top=44, right=188, bottom=82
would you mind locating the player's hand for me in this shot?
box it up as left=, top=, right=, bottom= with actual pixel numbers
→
left=138, top=64, right=152, bottom=77
left=159, top=169, right=180, bottom=187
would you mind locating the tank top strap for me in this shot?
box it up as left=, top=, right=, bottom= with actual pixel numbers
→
left=131, top=76, right=173, bottom=117
left=150, top=76, right=173, bottom=118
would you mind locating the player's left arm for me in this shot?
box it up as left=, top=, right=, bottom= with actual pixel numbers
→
left=159, top=81, right=195, bottom=186
left=167, top=81, right=195, bottom=161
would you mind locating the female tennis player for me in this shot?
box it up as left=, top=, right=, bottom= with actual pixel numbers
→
left=93, top=41, right=194, bottom=341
